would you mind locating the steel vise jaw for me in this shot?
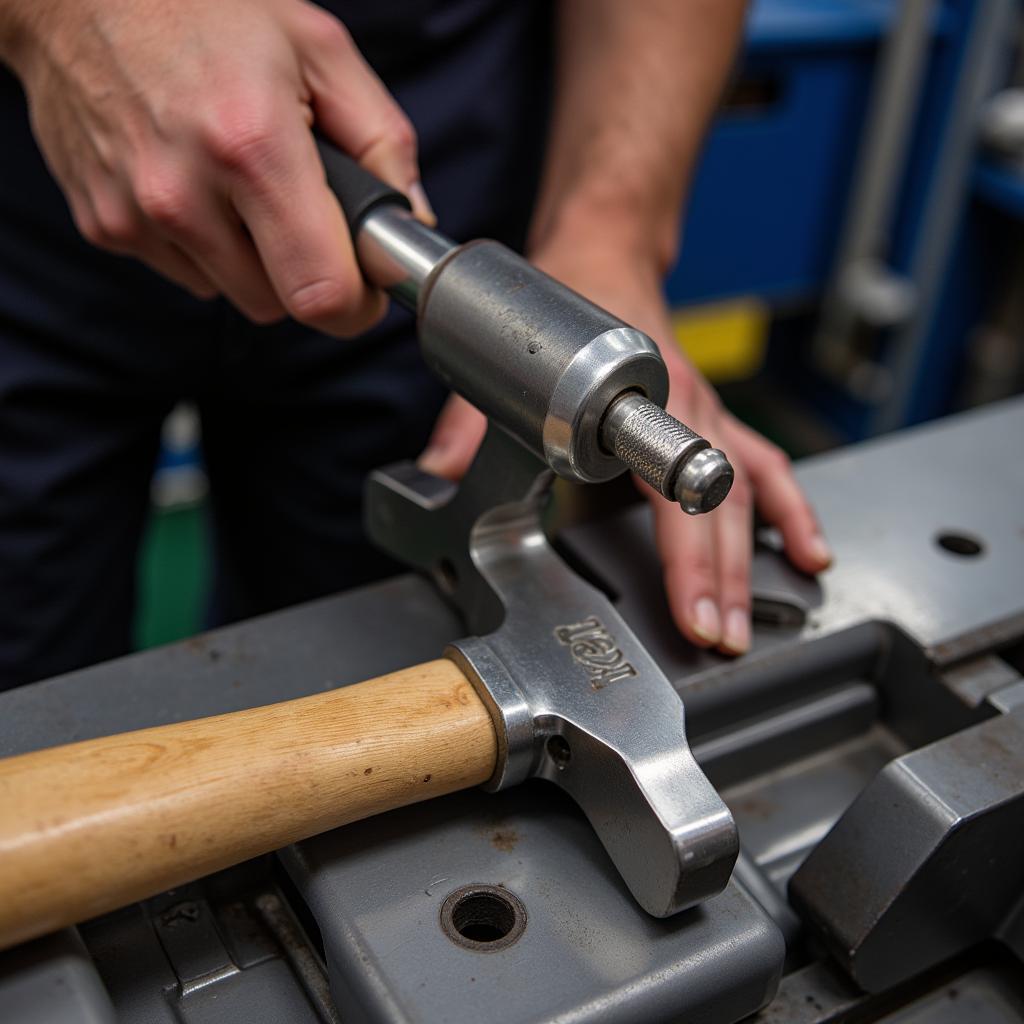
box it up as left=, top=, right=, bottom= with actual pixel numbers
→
left=365, top=425, right=738, bottom=917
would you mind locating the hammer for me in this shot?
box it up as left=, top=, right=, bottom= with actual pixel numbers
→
left=0, top=146, right=738, bottom=951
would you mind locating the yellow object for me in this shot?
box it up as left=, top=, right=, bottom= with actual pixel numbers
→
left=671, top=297, right=769, bottom=383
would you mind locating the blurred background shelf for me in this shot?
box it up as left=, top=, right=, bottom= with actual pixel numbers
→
left=975, top=157, right=1024, bottom=219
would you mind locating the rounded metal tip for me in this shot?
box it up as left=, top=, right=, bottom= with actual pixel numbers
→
left=675, top=448, right=734, bottom=515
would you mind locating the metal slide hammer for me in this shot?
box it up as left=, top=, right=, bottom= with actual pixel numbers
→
left=0, top=144, right=738, bottom=951
left=326, top=143, right=735, bottom=515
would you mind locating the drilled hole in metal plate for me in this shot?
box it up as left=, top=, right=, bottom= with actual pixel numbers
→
left=546, top=735, right=571, bottom=769
left=935, top=531, right=984, bottom=557
left=440, top=885, right=527, bottom=952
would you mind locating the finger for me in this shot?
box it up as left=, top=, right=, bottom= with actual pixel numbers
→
left=206, top=103, right=384, bottom=336
left=296, top=8, right=435, bottom=223
left=649, top=484, right=721, bottom=648
left=136, top=240, right=219, bottom=299
left=183, top=214, right=287, bottom=323
left=132, top=161, right=286, bottom=322
left=417, top=394, right=487, bottom=482
left=76, top=176, right=219, bottom=300
left=713, top=470, right=754, bottom=655
left=727, top=420, right=832, bottom=574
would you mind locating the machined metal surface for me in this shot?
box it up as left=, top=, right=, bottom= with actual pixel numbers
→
left=365, top=424, right=739, bottom=917
left=601, top=391, right=734, bottom=512
left=283, top=785, right=782, bottom=1024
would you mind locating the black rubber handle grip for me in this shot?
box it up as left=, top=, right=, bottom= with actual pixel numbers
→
left=315, top=136, right=411, bottom=236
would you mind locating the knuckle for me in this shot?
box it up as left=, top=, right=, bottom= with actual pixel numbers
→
left=136, top=175, right=191, bottom=232
left=720, top=561, right=750, bottom=595
left=94, top=205, right=142, bottom=249
left=302, top=6, right=352, bottom=50
left=667, top=549, right=715, bottom=588
left=203, top=102, right=280, bottom=177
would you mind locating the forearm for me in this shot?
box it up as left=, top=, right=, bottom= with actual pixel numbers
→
left=529, top=0, right=746, bottom=274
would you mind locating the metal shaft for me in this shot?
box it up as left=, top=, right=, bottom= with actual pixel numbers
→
left=356, top=206, right=734, bottom=515
left=357, top=207, right=455, bottom=309
left=600, top=392, right=734, bottom=514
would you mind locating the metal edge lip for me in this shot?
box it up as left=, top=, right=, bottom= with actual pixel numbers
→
left=542, top=327, right=668, bottom=483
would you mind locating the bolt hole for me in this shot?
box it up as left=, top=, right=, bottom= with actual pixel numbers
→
left=435, top=558, right=458, bottom=595
left=546, top=735, right=571, bottom=770
left=440, top=885, right=526, bottom=952
left=935, top=531, right=984, bottom=558
left=454, top=895, right=512, bottom=942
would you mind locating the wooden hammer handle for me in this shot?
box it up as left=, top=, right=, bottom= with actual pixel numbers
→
left=0, top=659, right=495, bottom=951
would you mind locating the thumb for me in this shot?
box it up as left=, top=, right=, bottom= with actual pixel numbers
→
left=296, top=12, right=435, bottom=224
left=418, top=394, right=487, bottom=481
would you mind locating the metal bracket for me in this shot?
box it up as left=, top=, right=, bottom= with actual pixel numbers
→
left=365, top=424, right=738, bottom=917
left=789, top=704, right=1024, bottom=991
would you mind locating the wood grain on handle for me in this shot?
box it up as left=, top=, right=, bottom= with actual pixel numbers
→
left=0, top=659, right=496, bottom=951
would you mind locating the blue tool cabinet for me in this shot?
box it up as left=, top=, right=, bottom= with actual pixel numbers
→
left=668, top=0, right=897, bottom=306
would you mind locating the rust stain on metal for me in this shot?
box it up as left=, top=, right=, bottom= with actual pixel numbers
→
left=489, top=828, right=520, bottom=852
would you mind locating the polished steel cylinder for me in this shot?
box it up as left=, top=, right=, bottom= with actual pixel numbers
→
left=357, top=207, right=454, bottom=309
left=417, top=240, right=668, bottom=484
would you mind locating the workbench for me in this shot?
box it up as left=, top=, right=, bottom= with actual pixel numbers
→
left=2, top=398, right=1023, bottom=1024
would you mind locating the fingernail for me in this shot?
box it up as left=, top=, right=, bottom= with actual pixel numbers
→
left=722, top=608, right=751, bottom=654
left=417, top=445, right=447, bottom=475
left=407, top=182, right=436, bottom=227
left=810, top=535, right=833, bottom=568
left=691, top=597, right=721, bottom=644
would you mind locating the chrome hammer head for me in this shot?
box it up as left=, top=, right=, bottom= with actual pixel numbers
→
left=365, top=427, right=739, bottom=917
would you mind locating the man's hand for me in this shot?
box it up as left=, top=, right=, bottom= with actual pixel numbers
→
left=418, top=247, right=832, bottom=657
left=422, top=0, right=833, bottom=655
left=1, top=0, right=432, bottom=333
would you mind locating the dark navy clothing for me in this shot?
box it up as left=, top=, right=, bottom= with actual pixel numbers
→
left=0, top=1, right=551, bottom=687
